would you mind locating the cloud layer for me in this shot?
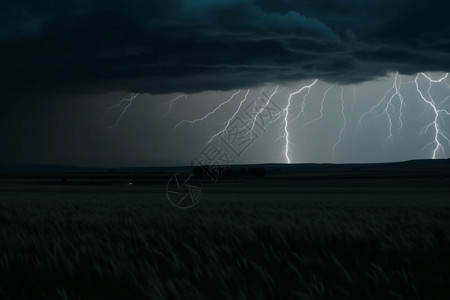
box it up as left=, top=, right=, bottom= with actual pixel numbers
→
left=1, top=0, right=450, bottom=95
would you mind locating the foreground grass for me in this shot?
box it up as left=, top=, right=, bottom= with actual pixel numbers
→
left=0, top=180, right=449, bottom=299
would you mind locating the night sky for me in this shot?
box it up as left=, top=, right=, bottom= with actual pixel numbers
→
left=1, top=0, right=450, bottom=167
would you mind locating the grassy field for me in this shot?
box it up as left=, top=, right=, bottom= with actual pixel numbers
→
left=0, top=172, right=449, bottom=299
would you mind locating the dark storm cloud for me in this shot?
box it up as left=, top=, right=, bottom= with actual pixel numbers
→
left=1, top=0, right=450, bottom=96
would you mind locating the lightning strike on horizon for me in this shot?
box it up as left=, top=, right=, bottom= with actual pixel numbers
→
left=282, top=79, right=318, bottom=163
left=164, top=72, right=450, bottom=164
left=173, top=90, right=241, bottom=130
left=206, top=89, right=250, bottom=144
left=415, top=72, right=450, bottom=158
left=102, top=93, right=139, bottom=129
left=162, top=94, right=187, bottom=117
left=332, top=87, right=347, bottom=159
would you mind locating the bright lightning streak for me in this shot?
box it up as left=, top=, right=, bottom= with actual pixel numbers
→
left=102, top=93, right=139, bottom=129
left=290, top=82, right=315, bottom=123
left=173, top=90, right=241, bottom=130
left=421, top=73, right=449, bottom=83
left=380, top=73, right=404, bottom=146
left=162, top=94, right=187, bottom=117
left=282, top=79, right=318, bottom=163
left=248, top=86, right=278, bottom=136
left=332, top=87, right=347, bottom=159
left=206, top=90, right=250, bottom=144
left=238, top=86, right=279, bottom=139
left=396, top=76, right=405, bottom=133
left=414, top=72, right=450, bottom=158
left=167, top=72, right=449, bottom=163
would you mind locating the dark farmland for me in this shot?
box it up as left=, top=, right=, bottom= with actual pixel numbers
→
left=0, top=160, right=449, bottom=299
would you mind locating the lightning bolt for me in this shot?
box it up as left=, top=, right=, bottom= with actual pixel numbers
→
left=98, top=93, right=139, bottom=129
left=166, top=72, right=449, bottom=164
left=247, top=87, right=274, bottom=136
left=173, top=90, right=241, bottom=130
left=290, top=81, right=316, bottom=123
left=237, top=85, right=279, bottom=139
left=303, top=85, right=334, bottom=128
left=357, top=72, right=405, bottom=148
left=206, top=89, right=251, bottom=144
left=162, top=94, right=188, bottom=117
left=414, top=72, right=450, bottom=158
left=332, top=87, right=347, bottom=159
left=281, top=79, right=318, bottom=163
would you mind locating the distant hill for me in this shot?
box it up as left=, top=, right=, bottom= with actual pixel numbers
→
left=1, top=159, right=449, bottom=176
left=0, top=164, right=106, bottom=174
left=258, top=159, right=450, bottom=172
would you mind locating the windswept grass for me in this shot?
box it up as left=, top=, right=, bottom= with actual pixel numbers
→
left=0, top=180, right=449, bottom=299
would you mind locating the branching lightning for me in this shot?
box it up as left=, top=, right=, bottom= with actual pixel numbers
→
left=357, top=72, right=405, bottom=147
left=173, top=90, right=241, bottom=130
left=162, top=94, right=187, bottom=117
left=303, top=85, right=334, bottom=128
left=206, top=89, right=250, bottom=144
left=157, top=72, right=450, bottom=164
left=237, top=86, right=280, bottom=139
left=100, top=93, right=139, bottom=129
left=248, top=86, right=278, bottom=136
left=290, top=81, right=316, bottom=123
left=415, top=72, right=450, bottom=158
